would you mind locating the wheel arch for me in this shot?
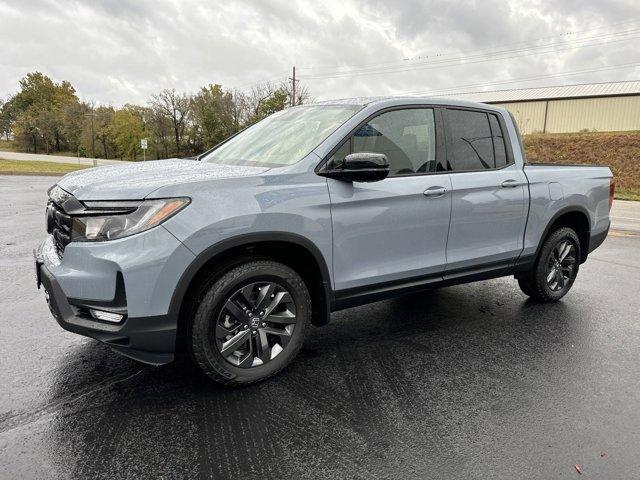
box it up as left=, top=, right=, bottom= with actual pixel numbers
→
left=171, top=233, right=333, bottom=353
left=535, top=206, right=591, bottom=264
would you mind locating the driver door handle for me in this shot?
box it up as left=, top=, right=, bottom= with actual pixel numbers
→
left=423, top=186, right=447, bottom=197
left=501, top=179, right=523, bottom=188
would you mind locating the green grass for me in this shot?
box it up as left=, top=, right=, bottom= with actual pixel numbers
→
left=615, top=188, right=640, bottom=202
left=0, top=140, right=79, bottom=157
left=0, top=139, right=20, bottom=152
left=0, top=158, right=89, bottom=175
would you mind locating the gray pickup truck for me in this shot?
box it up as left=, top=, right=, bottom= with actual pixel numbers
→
left=35, top=97, right=614, bottom=385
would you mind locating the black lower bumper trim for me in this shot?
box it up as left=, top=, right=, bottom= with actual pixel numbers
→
left=38, top=263, right=177, bottom=365
left=588, top=223, right=610, bottom=254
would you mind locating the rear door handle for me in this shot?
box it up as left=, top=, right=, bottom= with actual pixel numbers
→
left=501, top=179, right=522, bottom=188
left=423, top=186, right=447, bottom=197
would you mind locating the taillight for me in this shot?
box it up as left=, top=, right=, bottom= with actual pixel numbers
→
left=608, top=179, right=615, bottom=212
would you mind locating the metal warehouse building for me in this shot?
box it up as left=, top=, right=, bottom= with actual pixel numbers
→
left=447, top=80, right=640, bottom=134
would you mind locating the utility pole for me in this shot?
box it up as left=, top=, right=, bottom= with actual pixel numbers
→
left=289, top=66, right=299, bottom=107
left=84, top=112, right=97, bottom=167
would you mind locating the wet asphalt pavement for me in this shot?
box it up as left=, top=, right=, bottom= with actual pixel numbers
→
left=1, top=175, right=639, bottom=480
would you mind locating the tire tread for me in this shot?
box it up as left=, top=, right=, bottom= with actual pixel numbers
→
left=518, top=227, right=580, bottom=302
left=189, top=260, right=310, bottom=386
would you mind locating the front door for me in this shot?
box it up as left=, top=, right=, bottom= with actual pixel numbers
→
left=326, top=107, right=452, bottom=292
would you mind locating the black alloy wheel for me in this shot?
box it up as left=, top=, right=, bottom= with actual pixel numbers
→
left=545, top=239, right=577, bottom=292
left=189, top=260, right=310, bottom=385
left=517, top=226, right=581, bottom=302
left=215, top=281, right=297, bottom=368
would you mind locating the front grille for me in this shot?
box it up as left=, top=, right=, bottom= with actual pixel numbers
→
left=46, top=201, right=72, bottom=257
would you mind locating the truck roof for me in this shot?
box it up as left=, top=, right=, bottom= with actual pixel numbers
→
left=312, top=96, right=502, bottom=111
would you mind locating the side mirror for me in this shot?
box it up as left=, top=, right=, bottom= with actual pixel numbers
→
left=320, top=152, right=390, bottom=182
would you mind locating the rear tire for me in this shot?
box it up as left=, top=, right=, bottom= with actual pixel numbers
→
left=189, top=260, right=310, bottom=385
left=517, top=276, right=534, bottom=297
left=517, top=227, right=581, bottom=302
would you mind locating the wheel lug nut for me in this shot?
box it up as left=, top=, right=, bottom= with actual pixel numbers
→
left=262, top=322, right=266, bottom=327
left=252, top=331, right=257, bottom=335
left=244, top=325, right=248, bottom=329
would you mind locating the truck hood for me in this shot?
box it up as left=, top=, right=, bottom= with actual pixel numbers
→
left=57, top=159, right=269, bottom=200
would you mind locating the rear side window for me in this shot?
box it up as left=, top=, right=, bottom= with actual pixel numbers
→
left=446, top=109, right=510, bottom=171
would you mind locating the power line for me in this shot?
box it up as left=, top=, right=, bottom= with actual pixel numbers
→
left=390, top=62, right=640, bottom=97
left=234, top=76, right=287, bottom=91
left=404, top=18, right=640, bottom=62
left=301, top=30, right=640, bottom=79
left=298, top=18, right=640, bottom=73
left=232, top=20, right=640, bottom=94
left=299, top=28, right=640, bottom=80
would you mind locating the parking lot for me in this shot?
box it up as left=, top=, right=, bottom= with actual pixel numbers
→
left=1, top=175, right=639, bottom=479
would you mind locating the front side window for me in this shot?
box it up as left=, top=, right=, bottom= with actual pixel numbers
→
left=201, top=105, right=361, bottom=167
left=330, top=108, right=437, bottom=176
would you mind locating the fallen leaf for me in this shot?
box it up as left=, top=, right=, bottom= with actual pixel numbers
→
left=574, top=464, right=582, bottom=475
left=600, top=452, right=607, bottom=458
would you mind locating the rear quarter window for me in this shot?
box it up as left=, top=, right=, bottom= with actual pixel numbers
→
left=489, top=114, right=507, bottom=168
left=508, top=110, right=528, bottom=164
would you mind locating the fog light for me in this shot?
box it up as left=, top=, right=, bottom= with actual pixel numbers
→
left=90, top=309, right=124, bottom=323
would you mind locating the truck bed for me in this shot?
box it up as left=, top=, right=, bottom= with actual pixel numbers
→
left=521, top=163, right=612, bottom=261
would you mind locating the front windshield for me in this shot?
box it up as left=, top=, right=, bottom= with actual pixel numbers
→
left=201, top=105, right=361, bottom=167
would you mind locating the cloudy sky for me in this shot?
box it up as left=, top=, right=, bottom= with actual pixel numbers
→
left=1, top=0, right=639, bottom=105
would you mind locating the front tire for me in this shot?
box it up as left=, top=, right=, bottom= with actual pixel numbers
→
left=189, top=260, right=310, bottom=385
left=517, top=227, right=581, bottom=302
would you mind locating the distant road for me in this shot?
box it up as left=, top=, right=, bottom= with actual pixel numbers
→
left=0, top=151, right=128, bottom=166
left=610, top=200, right=640, bottom=233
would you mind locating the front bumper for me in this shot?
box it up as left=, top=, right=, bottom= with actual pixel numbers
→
left=37, top=259, right=176, bottom=365
left=35, top=226, right=196, bottom=365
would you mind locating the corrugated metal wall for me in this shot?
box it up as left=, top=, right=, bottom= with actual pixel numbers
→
left=492, top=95, right=640, bottom=134
left=493, top=101, right=547, bottom=133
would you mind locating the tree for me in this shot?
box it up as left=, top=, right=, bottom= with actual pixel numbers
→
left=229, top=89, right=251, bottom=130
left=147, top=106, right=172, bottom=159
left=93, top=106, right=117, bottom=159
left=245, top=83, right=289, bottom=125
left=150, top=89, right=190, bottom=156
left=8, top=72, right=79, bottom=153
left=1, top=71, right=313, bottom=159
left=12, top=103, right=41, bottom=153
left=190, top=84, right=238, bottom=151
left=61, top=101, right=91, bottom=155
left=0, top=98, right=15, bottom=141
left=109, top=105, right=145, bottom=160
left=282, top=81, right=311, bottom=106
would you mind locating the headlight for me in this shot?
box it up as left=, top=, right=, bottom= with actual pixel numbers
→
left=71, top=198, right=190, bottom=241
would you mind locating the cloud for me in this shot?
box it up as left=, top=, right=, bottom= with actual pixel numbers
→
left=0, top=0, right=638, bottom=105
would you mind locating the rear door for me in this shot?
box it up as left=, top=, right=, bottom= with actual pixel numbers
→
left=443, top=108, right=527, bottom=274
left=326, top=107, right=452, bottom=292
